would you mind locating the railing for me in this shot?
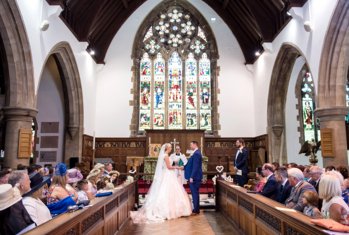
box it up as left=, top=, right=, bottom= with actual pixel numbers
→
left=25, top=182, right=136, bottom=235
left=216, top=180, right=327, bottom=235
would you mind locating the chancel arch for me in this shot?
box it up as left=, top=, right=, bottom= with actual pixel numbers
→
left=0, top=0, right=36, bottom=168
left=130, top=0, right=219, bottom=137
left=316, top=0, right=349, bottom=166
left=36, top=42, right=83, bottom=166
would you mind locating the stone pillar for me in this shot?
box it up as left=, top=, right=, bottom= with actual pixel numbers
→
left=267, top=124, right=285, bottom=163
left=315, top=107, right=348, bottom=167
left=2, top=106, right=37, bottom=168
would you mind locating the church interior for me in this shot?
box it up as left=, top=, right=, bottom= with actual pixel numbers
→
left=0, top=0, right=349, bottom=234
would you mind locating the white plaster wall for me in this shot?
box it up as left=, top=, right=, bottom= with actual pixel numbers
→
left=96, top=0, right=256, bottom=137
left=15, top=0, right=98, bottom=135
left=36, top=57, right=64, bottom=165
left=285, top=57, right=324, bottom=167
left=253, top=0, right=339, bottom=136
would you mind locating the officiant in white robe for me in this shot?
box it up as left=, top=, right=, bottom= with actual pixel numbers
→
left=170, top=145, right=188, bottom=184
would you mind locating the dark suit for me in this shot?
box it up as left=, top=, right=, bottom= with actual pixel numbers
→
left=185, top=149, right=203, bottom=213
left=259, top=174, right=279, bottom=200
left=276, top=180, right=292, bottom=204
left=309, top=179, right=322, bottom=209
left=234, top=147, right=249, bottom=186
left=285, top=180, right=316, bottom=212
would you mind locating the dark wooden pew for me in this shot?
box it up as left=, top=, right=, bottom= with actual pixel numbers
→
left=217, top=180, right=328, bottom=235
left=25, top=182, right=136, bottom=235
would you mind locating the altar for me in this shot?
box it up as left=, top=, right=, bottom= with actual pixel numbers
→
left=143, top=156, right=208, bottom=181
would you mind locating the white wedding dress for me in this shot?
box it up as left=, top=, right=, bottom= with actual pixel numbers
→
left=130, top=144, right=192, bottom=223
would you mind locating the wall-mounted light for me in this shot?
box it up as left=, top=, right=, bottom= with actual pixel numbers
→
left=89, top=49, right=95, bottom=56
left=210, top=17, right=216, bottom=22
left=255, top=51, right=261, bottom=57
left=303, top=21, right=313, bottom=32
left=40, top=20, right=50, bottom=31
left=286, top=11, right=292, bottom=16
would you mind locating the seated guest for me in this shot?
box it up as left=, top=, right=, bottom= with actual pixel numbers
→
left=285, top=168, right=316, bottom=212
left=93, top=163, right=105, bottom=179
left=87, top=169, right=100, bottom=195
left=104, top=162, right=113, bottom=176
left=8, top=170, right=31, bottom=195
left=0, top=168, right=11, bottom=184
left=275, top=166, right=292, bottom=204
left=254, top=167, right=266, bottom=192
left=47, top=163, right=76, bottom=216
left=22, top=172, right=52, bottom=225
left=259, top=163, right=278, bottom=200
left=271, top=162, right=280, bottom=171
left=76, top=179, right=93, bottom=202
left=302, top=191, right=322, bottom=218
left=108, top=170, right=120, bottom=186
left=325, top=165, right=336, bottom=172
left=303, top=166, right=311, bottom=182
left=67, top=168, right=83, bottom=187
left=288, top=163, right=298, bottom=169
left=309, top=166, right=323, bottom=192
left=0, top=184, right=35, bottom=234
left=319, top=174, right=349, bottom=224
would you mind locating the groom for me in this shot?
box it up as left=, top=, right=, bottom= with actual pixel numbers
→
left=184, top=141, right=202, bottom=215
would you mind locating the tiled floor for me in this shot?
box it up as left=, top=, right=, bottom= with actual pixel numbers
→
left=119, top=210, right=240, bottom=235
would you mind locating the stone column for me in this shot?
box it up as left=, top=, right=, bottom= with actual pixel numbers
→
left=315, top=107, right=348, bottom=167
left=2, top=106, right=37, bottom=168
left=267, top=124, right=285, bottom=163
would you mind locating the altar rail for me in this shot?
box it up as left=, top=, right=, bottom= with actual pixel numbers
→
left=25, top=182, right=136, bottom=235
left=217, top=180, right=327, bottom=235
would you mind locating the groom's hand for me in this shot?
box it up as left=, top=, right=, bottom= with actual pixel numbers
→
left=190, top=178, right=193, bottom=183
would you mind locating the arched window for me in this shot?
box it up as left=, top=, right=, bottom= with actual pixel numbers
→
left=134, top=4, right=218, bottom=135
left=300, top=71, right=318, bottom=142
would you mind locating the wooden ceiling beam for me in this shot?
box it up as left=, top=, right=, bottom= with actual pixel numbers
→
left=223, top=0, right=229, bottom=9
left=122, top=0, right=129, bottom=9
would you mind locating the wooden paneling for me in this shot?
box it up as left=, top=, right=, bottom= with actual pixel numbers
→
left=88, top=134, right=268, bottom=174
left=217, top=180, right=327, bottom=235
left=26, top=182, right=136, bottom=235
left=18, top=128, right=32, bottom=158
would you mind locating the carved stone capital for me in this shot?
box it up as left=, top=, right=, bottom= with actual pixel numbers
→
left=2, top=106, right=38, bottom=121
left=67, top=125, right=79, bottom=138
left=315, top=107, right=348, bottom=121
left=271, top=125, right=284, bottom=137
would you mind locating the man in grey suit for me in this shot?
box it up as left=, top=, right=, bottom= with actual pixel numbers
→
left=285, top=168, right=317, bottom=212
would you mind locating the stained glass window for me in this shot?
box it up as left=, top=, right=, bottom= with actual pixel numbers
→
left=138, top=6, right=212, bottom=132
left=301, top=71, right=318, bottom=142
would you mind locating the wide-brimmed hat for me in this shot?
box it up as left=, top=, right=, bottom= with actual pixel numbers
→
left=0, top=184, right=22, bottom=211
left=67, top=168, right=83, bottom=184
left=23, top=172, right=51, bottom=197
left=54, top=163, right=67, bottom=176
left=109, top=170, right=120, bottom=177
left=93, top=163, right=105, bottom=170
left=87, top=169, right=100, bottom=180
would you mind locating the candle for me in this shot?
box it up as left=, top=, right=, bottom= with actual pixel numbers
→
left=93, top=131, right=96, bottom=150
left=149, top=137, right=151, bottom=145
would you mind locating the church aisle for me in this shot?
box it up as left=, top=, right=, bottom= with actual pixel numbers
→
left=119, top=210, right=240, bottom=235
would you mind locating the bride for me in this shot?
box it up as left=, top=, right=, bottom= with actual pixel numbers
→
left=130, top=143, right=192, bottom=223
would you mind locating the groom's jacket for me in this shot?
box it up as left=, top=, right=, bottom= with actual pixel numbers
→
left=184, top=150, right=203, bottom=181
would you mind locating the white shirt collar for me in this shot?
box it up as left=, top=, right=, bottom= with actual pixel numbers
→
left=295, top=180, right=303, bottom=188
left=282, top=178, right=288, bottom=187
left=266, top=173, right=273, bottom=181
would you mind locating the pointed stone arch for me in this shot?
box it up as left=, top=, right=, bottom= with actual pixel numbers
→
left=267, top=44, right=304, bottom=163
left=38, top=42, right=84, bottom=164
left=316, top=0, right=349, bottom=166
left=0, top=0, right=37, bottom=168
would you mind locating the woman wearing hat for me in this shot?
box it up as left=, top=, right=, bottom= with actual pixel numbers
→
left=0, top=184, right=36, bottom=234
left=47, top=163, right=77, bottom=215
left=22, top=172, right=52, bottom=225
left=87, top=169, right=100, bottom=196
